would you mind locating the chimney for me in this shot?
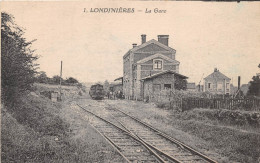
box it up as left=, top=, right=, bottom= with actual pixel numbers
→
left=158, top=35, right=169, bottom=46
left=214, top=68, right=218, bottom=72
left=141, top=34, right=146, bottom=44
left=132, top=43, right=137, bottom=48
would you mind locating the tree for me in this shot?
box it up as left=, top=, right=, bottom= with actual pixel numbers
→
left=52, top=75, right=63, bottom=84
left=1, top=12, right=38, bottom=105
left=36, top=71, right=48, bottom=83
left=174, top=77, right=187, bottom=90
left=103, top=80, right=110, bottom=93
left=247, top=64, right=260, bottom=97
left=65, top=77, right=79, bottom=85
left=247, top=76, right=260, bottom=97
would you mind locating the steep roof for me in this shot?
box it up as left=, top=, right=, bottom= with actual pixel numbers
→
left=141, top=70, right=188, bottom=81
left=136, top=53, right=180, bottom=65
left=132, top=39, right=175, bottom=52
left=114, top=77, right=123, bottom=81
left=123, top=39, right=176, bottom=58
left=204, top=69, right=231, bottom=80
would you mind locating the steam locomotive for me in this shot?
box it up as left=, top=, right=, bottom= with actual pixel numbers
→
left=89, top=84, right=105, bottom=100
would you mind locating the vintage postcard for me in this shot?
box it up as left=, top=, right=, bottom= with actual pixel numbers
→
left=1, top=1, right=260, bottom=163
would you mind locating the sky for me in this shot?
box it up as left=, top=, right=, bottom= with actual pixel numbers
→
left=1, top=1, right=260, bottom=85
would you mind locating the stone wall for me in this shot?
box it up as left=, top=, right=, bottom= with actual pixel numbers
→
left=143, top=73, right=175, bottom=99
left=123, top=52, right=132, bottom=99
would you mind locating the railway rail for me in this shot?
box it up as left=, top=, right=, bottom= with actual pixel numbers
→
left=105, top=105, right=218, bottom=163
left=77, top=103, right=218, bottom=163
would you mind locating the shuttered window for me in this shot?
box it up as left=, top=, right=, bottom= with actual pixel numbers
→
left=154, top=59, right=162, bottom=70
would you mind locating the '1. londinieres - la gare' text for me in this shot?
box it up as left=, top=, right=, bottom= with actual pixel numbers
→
left=84, top=8, right=167, bottom=14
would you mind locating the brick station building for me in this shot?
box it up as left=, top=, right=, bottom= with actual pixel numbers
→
left=123, top=34, right=188, bottom=100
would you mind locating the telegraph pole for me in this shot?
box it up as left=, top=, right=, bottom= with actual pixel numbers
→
left=59, top=61, right=63, bottom=101
left=198, top=73, right=204, bottom=92
left=238, top=76, right=241, bottom=90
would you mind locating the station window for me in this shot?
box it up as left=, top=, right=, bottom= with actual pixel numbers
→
left=164, top=84, right=171, bottom=89
left=153, top=59, right=163, bottom=70
left=217, top=83, right=223, bottom=91
left=226, top=83, right=230, bottom=92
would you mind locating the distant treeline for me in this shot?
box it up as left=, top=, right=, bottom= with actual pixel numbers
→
left=35, top=71, right=82, bottom=87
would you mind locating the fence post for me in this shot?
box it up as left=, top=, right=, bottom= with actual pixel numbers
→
left=180, top=98, right=183, bottom=111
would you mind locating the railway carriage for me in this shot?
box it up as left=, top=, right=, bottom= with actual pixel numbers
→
left=89, top=84, right=105, bottom=100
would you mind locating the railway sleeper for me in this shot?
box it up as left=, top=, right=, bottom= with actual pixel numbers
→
left=112, top=140, right=138, bottom=143
left=149, top=141, right=168, bottom=145
left=160, top=149, right=180, bottom=153
left=109, top=137, right=130, bottom=140
left=178, top=156, right=205, bottom=162
left=101, top=131, right=124, bottom=135
left=126, top=156, right=159, bottom=162
left=137, top=133, right=160, bottom=136
left=119, top=147, right=147, bottom=153
left=123, top=152, right=152, bottom=157
left=179, top=158, right=206, bottom=163
left=116, top=143, right=141, bottom=146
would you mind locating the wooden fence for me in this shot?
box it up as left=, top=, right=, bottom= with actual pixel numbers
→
left=148, top=90, right=260, bottom=111
left=181, top=98, right=260, bottom=111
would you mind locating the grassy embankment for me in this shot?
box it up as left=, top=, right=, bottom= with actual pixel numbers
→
left=105, top=99, right=260, bottom=163
left=2, top=83, right=124, bottom=162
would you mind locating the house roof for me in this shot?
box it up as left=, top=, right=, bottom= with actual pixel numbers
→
left=141, top=70, right=188, bottom=81
left=187, top=83, right=196, bottom=89
left=114, top=77, right=123, bottom=81
left=123, top=39, right=176, bottom=58
left=132, top=39, right=175, bottom=52
left=137, top=53, right=180, bottom=65
left=204, top=69, right=231, bottom=80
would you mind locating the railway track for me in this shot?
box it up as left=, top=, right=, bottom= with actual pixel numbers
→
left=77, top=104, right=169, bottom=162
left=77, top=104, right=218, bottom=163
left=104, top=105, right=218, bottom=163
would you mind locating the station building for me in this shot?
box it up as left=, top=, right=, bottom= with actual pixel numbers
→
left=123, top=34, right=188, bottom=100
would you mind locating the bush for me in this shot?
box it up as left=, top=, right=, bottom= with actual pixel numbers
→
left=9, top=94, right=69, bottom=136
left=78, top=91, right=82, bottom=96
left=155, top=99, right=171, bottom=109
left=144, top=96, right=149, bottom=102
left=156, top=101, right=166, bottom=108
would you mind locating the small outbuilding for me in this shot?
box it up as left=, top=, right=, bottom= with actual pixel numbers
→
left=141, top=70, right=188, bottom=99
